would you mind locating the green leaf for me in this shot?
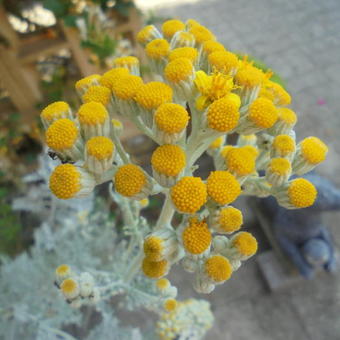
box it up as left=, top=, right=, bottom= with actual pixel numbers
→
left=42, top=0, right=69, bottom=17
left=63, top=14, right=78, bottom=27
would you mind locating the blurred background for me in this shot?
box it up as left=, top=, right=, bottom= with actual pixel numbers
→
left=0, top=0, right=339, bottom=339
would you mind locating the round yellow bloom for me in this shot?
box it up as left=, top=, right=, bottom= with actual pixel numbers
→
left=75, top=74, right=101, bottom=91
left=164, top=58, right=194, bottom=83
left=82, top=85, right=111, bottom=106
left=278, top=108, right=297, bottom=125
left=145, top=39, right=170, bottom=60
left=169, top=47, right=198, bottom=63
left=175, top=31, right=195, bottom=46
left=267, top=81, right=291, bottom=105
left=142, top=257, right=169, bottom=279
left=209, top=136, right=225, bottom=149
left=46, top=119, right=78, bottom=151
left=56, top=264, right=71, bottom=277
left=207, top=171, right=241, bottom=205
left=144, top=236, right=164, bottom=261
left=248, top=97, right=278, bottom=128
left=182, top=218, right=211, bottom=254
left=41, top=101, right=70, bottom=122
left=189, top=25, right=215, bottom=44
left=272, top=135, right=296, bottom=156
left=186, top=19, right=201, bottom=29
left=235, top=65, right=265, bottom=88
left=78, top=102, right=108, bottom=126
left=156, top=278, right=170, bottom=290
left=218, top=206, right=243, bottom=233
left=171, top=177, right=207, bottom=214
left=162, top=19, right=185, bottom=39
left=232, top=232, right=258, bottom=256
left=111, top=74, right=143, bottom=100
left=207, top=96, right=240, bottom=132
left=60, top=278, right=79, bottom=298
left=164, top=298, right=178, bottom=312
left=100, top=67, right=129, bottom=89
left=151, top=145, right=186, bottom=177
left=225, top=146, right=256, bottom=176
left=113, top=56, right=139, bottom=68
left=268, top=158, right=291, bottom=176
left=49, top=164, right=80, bottom=199
left=134, top=82, right=173, bottom=110
left=208, top=51, right=238, bottom=74
left=137, top=25, right=155, bottom=44
left=154, top=103, right=189, bottom=134
left=300, top=137, right=328, bottom=164
left=114, top=164, right=146, bottom=198
left=205, top=255, right=232, bottom=282
left=287, top=178, right=317, bottom=208
left=202, top=40, right=225, bottom=55
left=86, top=136, right=114, bottom=160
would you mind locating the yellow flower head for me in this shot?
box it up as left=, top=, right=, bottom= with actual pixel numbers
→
left=202, top=40, right=225, bottom=55
left=46, top=119, right=78, bottom=151
left=41, top=101, right=70, bottom=123
left=248, top=97, right=278, bottom=128
left=75, top=74, right=101, bottom=91
left=186, top=19, right=201, bottom=29
left=194, top=71, right=235, bottom=109
left=278, top=107, right=297, bottom=125
left=189, top=25, right=215, bottom=44
left=145, top=39, right=170, bottom=60
left=272, top=134, right=296, bottom=156
left=174, top=31, right=195, bottom=46
left=82, top=85, right=111, bottom=106
left=287, top=178, right=317, bottom=208
left=144, top=236, right=164, bottom=261
left=232, top=232, right=258, bottom=256
left=209, top=136, right=225, bottom=149
left=162, top=19, right=185, bottom=39
left=265, top=80, right=291, bottom=105
left=205, top=255, right=232, bottom=282
left=60, top=278, right=79, bottom=298
left=207, top=171, right=241, bottom=205
left=111, top=74, right=143, bottom=100
left=268, top=158, right=291, bottom=176
left=154, top=103, right=189, bottom=134
left=300, top=137, right=328, bottom=165
left=56, top=264, right=71, bottom=278
left=169, top=47, right=198, bottom=63
left=235, top=63, right=266, bottom=88
left=78, top=102, right=108, bottom=126
left=208, top=51, right=238, bottom=74
left=86, top=136, right=114, bottom=160
left=218, top=206, right=243, bottom=233
left=113, top=56, right=139, bottom=69
left=134, top=82, right=173, bottom=110
left=114, top=164, right=146, bottom=198
left=151, top=144, right=186, bottom=177
left=156, top=278, right=170, bottom=290
left=164, top=58, right=194, bottom=83
left=207, top=96, right=240, bottom=132
left=164, top=298, right=178, bottom=312
left=225, top=146, right=257, bottom=176
left=182, top=217, right=211, bottom=254
left=137, top=25, right=158, bottom=44
left=171, top=177, right=207, bottom=214
left=142, top=257, right=169, bottom=279
left=100, top=67, right=130, bottom=89
left=49, top=164, right=81, bottom=199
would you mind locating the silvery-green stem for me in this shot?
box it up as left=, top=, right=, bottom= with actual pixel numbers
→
left=155, top=193, right=174, bottom=230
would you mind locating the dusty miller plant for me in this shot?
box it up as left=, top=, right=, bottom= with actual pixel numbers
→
left=26, top=17, right=330, bottom=340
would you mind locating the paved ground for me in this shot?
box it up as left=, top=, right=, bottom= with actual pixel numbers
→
left=135, top=0, right=340, bottom=339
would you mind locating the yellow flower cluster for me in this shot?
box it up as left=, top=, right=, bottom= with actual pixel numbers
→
left=41, top=18, right=328, bottom=300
